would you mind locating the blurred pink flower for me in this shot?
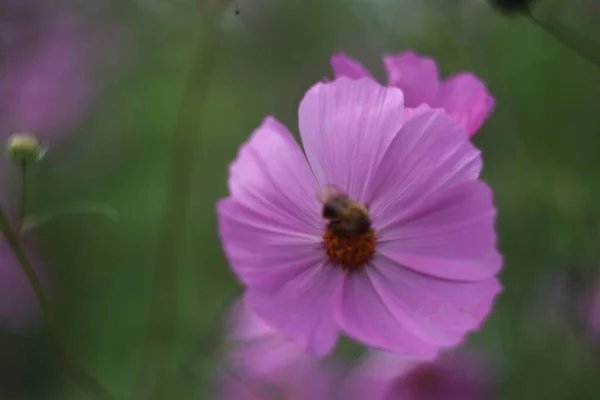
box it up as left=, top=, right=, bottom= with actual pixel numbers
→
left=220, top=296, right=338, bottom=399
left=589, top=279, right=600, bottom=340
left=0, top=15, right=91, bottom=141
left=0, top=237, right=45, bottom=330
left=0, top=2, right=127, bottom=143
left=219, top=365, right=336, bottom=400
left=226, top=295, right=316, bottom=380
left=532, top=268, right=600, bottom=343
left=330, top=52, right=494, bottom=136
left=217, top=77, right=502, bottom=358
left=341, top=350, right=495, bottom=400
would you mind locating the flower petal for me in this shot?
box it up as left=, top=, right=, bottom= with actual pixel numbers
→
left=227, top=116, right=320, bottom=227
left=226, top=296, right=313, bottom=380
left=334, top=270, right=439, bottom=359
left=218, top=117, right=323, bottom=286
left=369, top=256, right=501, bottom=347
left=330, top=52, right=374, bottom=80
left=246, top=262, right=342, bottom=357
left=376, top=181, right=501, bottom=281
left=366, top=108, right=481, bottom=221
left=298, top=77, right=404, bottom=203
left=383, top=52, right=439, bottom=108
left=436, top=73, right=495, bottom=136
left=361, top=108, right=499, bottom=281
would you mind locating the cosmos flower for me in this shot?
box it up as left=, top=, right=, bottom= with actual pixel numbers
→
left=219, top=296, right=338, bottom=400
left=217, top=77, right=502, bottom=358
left=330, top=51, right=494, bottom=136
left=341, top=350, right=495, bottom=400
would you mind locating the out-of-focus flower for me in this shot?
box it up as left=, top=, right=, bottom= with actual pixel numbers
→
left=219, top=364, right=337, bottom=400
left=589, top=278, right=600, bottom=340
left=0, top=14, right=91, bottom=142
left=225, top=295, right=316, bottom=380
left=219, top=296, right=338, bottom=400
left=217, top=77, right=502, bottom=358
left=330, top=52, right=494, bottom=136
left=341, top=350, right=496, bottom=400
left=0, top=238, right=45, bottom=330
left=531, top=268, right=600, bottom=344
left=0, top=2, right=127, bottom=143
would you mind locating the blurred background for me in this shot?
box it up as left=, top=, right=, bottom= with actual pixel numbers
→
left=1, top=0, right=600, bottom=398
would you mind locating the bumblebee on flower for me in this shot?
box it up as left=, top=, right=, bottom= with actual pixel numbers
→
left=217, top=58, right=502, bottom=359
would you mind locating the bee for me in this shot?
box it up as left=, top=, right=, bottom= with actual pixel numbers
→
left=317, top=184, right=371, bottom=238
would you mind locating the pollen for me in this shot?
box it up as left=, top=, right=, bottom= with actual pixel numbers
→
left=323, top=228, right=376, bottom=271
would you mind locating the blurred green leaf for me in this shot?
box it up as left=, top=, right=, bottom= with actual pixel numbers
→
left=23, top=202, right=120, bottom=232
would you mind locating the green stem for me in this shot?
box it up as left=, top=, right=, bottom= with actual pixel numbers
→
left=526, top=7, right=600, bottom=70
left=137, top=7, right=231, bottom=399
left=0, top=206, right=113, bottom=399
left=0, top=207, right=50, bottom=318
left=18, top=160, right=27, bottom=233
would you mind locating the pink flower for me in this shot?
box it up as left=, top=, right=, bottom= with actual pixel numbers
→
left=531, top=268, right=600, bottom=344
left=330, top=52, right=494, bottom=136
left=0, top=237, right=46, bottom=330
left=225, top=295, right=317, bottom=380
left=217, top=77, right=502, bottom=358
left=0, top=2, right=128, bottom=143
left=341, top=350, right=495, bottom=400
left=219, top=366, right=336, bottom=400
left=590, top=279, right=600, bottom=340
left=220, top=296, right=338, bottom=400
left=0, top=14, right=92, bottom=142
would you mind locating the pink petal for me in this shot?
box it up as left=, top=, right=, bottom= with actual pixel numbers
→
left=246, top=262, right=342, bottom=357
left=227, top=117, right=320, bottom=224
left=219, top=370, right=275, bottom=400
left=226, top=296, right=313, bottom=380
left=383, top=52, right=439, bottom=108
left=330, top=52, right=374, bottom=80
left=298, top=77, right=404, bottom=203
left=435, top=73, right=495, bottom=137
left=218, top=198, right=324, bottom=286
left=334, top=270, right=439, bottom=359
left=368, top=256, right=501, bottom=347
left=360, top=109, right=498, bottom=281
left=365, top=108, right=481, bottom=221
left=228, top=296, right=277, bottom=342
left=220, top=360, right=337, bottom=400
left=376, top=181, right=501, bottom=281
left=217, top=117, right=324, bottom=286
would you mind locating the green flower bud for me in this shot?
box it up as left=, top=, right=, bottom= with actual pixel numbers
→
left=5, top=133, right=47, bottom=163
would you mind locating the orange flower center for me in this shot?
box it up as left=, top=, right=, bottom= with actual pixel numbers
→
left=323, top=228, right=376, bottom=271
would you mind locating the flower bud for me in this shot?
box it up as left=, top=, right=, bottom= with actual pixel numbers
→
left=5, top=133, right=47, bottom=163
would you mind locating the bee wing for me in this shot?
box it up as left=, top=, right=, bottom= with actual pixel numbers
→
left=316, top=184, right=344, bottom=203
